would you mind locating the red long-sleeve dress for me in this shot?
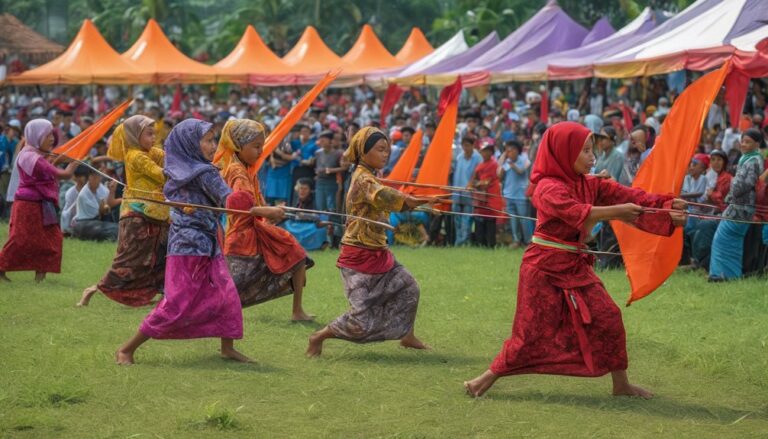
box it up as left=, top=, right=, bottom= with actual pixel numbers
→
left=490, top=175, right=675, bottom=377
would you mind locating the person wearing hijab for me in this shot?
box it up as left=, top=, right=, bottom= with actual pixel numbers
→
left=463, top=122, right=687, bottom=399
left=215, top=119, right=314, bottom=322
left=0, top=119, right=78, bottom=282
left=78, top=115, right=171, bottom=307
left=305, top=127, right=436, bottom=358
left=583, top=114, right=602, bottom=134
left=709, top=129, right=765, bottom=281
left=115, top=119, right=252, bottom=365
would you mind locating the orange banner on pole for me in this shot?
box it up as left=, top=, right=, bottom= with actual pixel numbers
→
left=407, top=82, right=460, bottom=205
left=248, top=70, right=339, bottom=175
left=613, top=61, right=731, bottom=305
left=386, top=129, right=423, bottom=185
left=53, top=99, right=132, bottom=160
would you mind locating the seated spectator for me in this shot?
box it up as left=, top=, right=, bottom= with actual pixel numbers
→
left=684, top=150, right=732, bottom=270
left=280, top=178, right=329, bottom=251
left=71, top=169, right=121, bottom=241
left=61, top=165, right=90, bottom=235
left=388, top=210, right=430, bottom=247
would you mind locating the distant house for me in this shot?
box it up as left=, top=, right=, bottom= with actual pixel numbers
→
left=0, top=13, right=65, bottom=71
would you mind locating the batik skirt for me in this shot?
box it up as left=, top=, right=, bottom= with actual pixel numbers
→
left=328, top=263, right=420, bottom=343
left=226, top=254, right=303, bottom=307
left=98, top=215, right=168, bottom=307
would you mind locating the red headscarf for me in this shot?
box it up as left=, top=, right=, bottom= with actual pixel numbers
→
left=530, top=121, right=593, bottom=186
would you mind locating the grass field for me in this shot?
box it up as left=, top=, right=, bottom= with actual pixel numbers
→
left=0, top=225, right=767, bottom=438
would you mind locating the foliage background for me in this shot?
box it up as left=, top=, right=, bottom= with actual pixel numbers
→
left=0, top=0, right=697, bottom=62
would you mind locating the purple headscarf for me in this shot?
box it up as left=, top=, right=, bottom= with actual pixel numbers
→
left=17, top=119, right=54, bottom=175
left=163, top=118, right=216, bottom=196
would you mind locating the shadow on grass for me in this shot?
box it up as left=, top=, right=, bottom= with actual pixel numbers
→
left=251, top=314, right=325, bottom=330
left=485, top=391, right=766, bottom=422
left=337, top=349, right=482, bottom=365
left=138, top=356, right=283, bottom=373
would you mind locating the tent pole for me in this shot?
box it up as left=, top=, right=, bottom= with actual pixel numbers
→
left=92, top=83, right=99, bottom=117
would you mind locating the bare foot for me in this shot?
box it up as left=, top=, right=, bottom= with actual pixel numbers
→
left=305, top=332, right=324, bottom=358
left=613, top=383, right=654, bottom=399
left=34, top=272, right=46, bottom=283
left=0, top=273, right=10, bottom=282
left=115, top=349, right=135, bottom=366
left=220, top=347, right=255, bottom=363
left=291, top=311, right=316, bottom=322
left=77, top=286, right=99, bottom=307
left=399, top=333, right=430, bottom=350
left=464, top=370, right=499, bottom=398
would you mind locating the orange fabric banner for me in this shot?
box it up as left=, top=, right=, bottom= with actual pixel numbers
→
left=407, top=88, right=460, bottom=205
left=613, top=61, right=731, bottom=305
left=52, top=99, right=132, bottom=160
left=248, top=70, right=339, bottom=175
left=386, top=129, right=423, bottom=185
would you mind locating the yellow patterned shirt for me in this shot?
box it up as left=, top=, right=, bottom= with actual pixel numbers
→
left=341, top=165, right=406, bottom=249
left=121, top=146, right=169, bottom=222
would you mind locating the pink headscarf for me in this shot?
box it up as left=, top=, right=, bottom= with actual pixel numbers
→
left=17, top=119, right=53, bottom=176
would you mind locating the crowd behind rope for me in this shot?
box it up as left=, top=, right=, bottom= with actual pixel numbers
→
left=1, top=77, right=767, bottom=281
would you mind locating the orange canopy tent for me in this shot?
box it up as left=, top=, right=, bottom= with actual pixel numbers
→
left=4, top=19, right=149, bottom=85
left=282, top=26, right=343, bottom=74
left=395, top=28, right=434, bottom=64
left=214, top=25, right=289, bottom=83
left=122, top=19, right=217, bottom=84
left=341, top=24, right=405, bottom=75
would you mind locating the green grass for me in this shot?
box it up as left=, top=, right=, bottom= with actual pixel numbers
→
left=0, top=225, right=767, bottom=438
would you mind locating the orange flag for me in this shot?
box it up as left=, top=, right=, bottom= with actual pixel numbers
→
left=613, top=61, right=731, bottom=305
left=53, top=99, right=133, bottom=160
left=386, top=129, right=423, bottom=185
left=407, top=84, right=460, bottom=206
left=248, top=70, right=339, bottom=175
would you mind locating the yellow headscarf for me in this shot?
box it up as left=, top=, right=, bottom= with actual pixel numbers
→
left=343, top=126, right=388, bottom=166
left=215, top=119, right=266, bottom=171
left=107, top=115, right=155, bottom=161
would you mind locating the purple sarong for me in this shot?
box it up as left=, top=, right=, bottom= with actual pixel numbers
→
left=140, top=255, right=243, bottom=340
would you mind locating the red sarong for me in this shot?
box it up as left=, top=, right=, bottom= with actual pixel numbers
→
left=0, top=200, right=62, bottom=273
left=336, top=244, right=394, bottom=274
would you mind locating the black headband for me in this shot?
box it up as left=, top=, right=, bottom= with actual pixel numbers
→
left=743, top=128, right=766, bottom=149
left=364, top=132, right=387, bottom=154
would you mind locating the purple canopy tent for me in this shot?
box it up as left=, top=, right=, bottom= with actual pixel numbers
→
left=393, top=31, right=501, bottom=85
left=545, top=0, right=722, bottom=79
left=427, top=0, right=590, bottom=86
left=493, top=7, right=658, bottom=82
left=582, top=17, right=616, bottom=46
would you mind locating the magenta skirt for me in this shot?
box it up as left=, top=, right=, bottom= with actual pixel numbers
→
left=140, top=255, right=243, bottom=340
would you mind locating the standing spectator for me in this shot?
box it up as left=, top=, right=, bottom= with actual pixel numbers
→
left=709, top=129, right=765, bottom=281
left=265, top=140, right=296, bottom=205
left=290, top=124, right=317, bottom=204
left=314, top=130, right=342, bottom=241
left=498, top=140, right=532, bottom=247
left=452, top=136, right=482, bottom=246
left=0, top=122, right=20, bottom=219
left=470, top=144, right=503, bottom=248
left=594, top=126, right=624, bottom=181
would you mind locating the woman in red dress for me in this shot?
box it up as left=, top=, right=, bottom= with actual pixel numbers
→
left=0, top=119, right=78, bottom=282
left=464, top=122, right=687, bottom=398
